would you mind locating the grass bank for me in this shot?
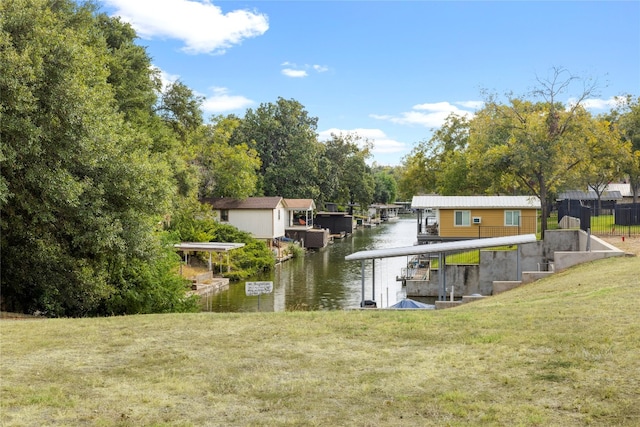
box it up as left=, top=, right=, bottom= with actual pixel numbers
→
left=1, top=257, right=639, bottom=426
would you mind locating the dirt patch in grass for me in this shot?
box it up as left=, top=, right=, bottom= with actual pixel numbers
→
left=598, top=235, right=640, bottom=256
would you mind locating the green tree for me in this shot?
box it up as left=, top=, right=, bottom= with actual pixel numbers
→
left=397, top=147, right=433, bottom=200
left=398, top=114, right=474, bottom=198
left=467, top=68, right=601, bottom=236
left=197, top=116, right=260, bottom=198
left=231, top=97, right=321, bottom=198
left=0, top=0, right=195, bottom=316
left=611, top=95, right=640, bottom=202
left=343, top=155, right=375, bottom=213
left=96, top=12, right=198, bottom=201
left=582, top=117, right=630, bottom=212
left=373, top=169, right=397, bottom=204
left=319, top=133, right=374, bottom=210
left=97, top=13, right=161, bottom=121
left=157, top=80, right=204, bottom=142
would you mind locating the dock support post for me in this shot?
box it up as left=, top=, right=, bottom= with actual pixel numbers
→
left=372, top=259, right=376, bottom=303
left=438, top=252, right=447, bottom=301
left=516, top=245, right=521, bottom=280
left=360, top=260, right=365, bottom=307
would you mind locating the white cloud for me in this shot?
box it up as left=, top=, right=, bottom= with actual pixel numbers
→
left=372, top=101, right=479, bottom=129
left=567, top=96, right=621, bottom=110
left=281, top=62, right=329, bottom=78
left=201, top=87, right=254, bottom=113
left=318, top=128, right=407, bottom=154
left=456, top=100, right=484, bottom=109
left=153, top=65, right=252, bottom=113
left=281, top=68, right=308, bottom=78
left=104, top=0, right=268, bottom=55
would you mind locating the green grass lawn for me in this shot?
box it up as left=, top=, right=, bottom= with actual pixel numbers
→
left=2, top=256, right=639, bottom=426
left=590, top=214, right=640, bottom=235
left=429, top=246, right=513, bottom=267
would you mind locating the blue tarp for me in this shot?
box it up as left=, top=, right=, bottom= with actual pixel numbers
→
left=388, top=298, right=434, bottom=309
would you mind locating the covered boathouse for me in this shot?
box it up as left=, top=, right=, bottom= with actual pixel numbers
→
left=345, top=234, right=538, bottom=307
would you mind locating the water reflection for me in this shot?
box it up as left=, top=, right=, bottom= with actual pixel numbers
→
left=203, top=216, right=419, bottom=312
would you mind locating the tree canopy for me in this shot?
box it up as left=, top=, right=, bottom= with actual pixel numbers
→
left=609, top=96, right=640, bottom=202
left=319, top=133, right=374, bottom=210
left=399, top=68, right=632, bottom=237
left=230, top=97, right=322, bottom=199
left=1, top=0, right=197, bottom=315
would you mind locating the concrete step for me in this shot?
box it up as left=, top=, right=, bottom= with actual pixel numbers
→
left=493, top=280, right=523, bottom=295
left=434, top=300, right=463, bottom=310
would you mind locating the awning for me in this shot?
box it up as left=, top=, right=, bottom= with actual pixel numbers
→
left=174, top=242, right=246, bottom=273
left=345, top=234, right=537, bottom=261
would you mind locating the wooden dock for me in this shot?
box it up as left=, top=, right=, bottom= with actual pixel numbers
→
left=396, top=266, right=430, bottom=282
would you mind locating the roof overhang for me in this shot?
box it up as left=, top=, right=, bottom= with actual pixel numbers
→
left=174, top=242, right=245, bottom=252
left=411, top=195, right=541, bottom=210
left=345, top=234, right=537, bottom=262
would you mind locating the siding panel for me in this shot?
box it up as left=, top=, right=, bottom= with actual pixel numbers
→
left=439, top=208, right=537, bottom=238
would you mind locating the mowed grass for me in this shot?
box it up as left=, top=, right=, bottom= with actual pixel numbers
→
left=1, top=257, right=639, bottom=426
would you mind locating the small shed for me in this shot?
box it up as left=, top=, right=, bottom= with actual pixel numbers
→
left=315, top=211, right=354, bottom=236
left=605, top=183, right=633, bottom=203
left=201, top=197, right=287, bottom=241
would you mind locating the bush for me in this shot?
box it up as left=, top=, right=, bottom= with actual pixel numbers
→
left=288, top=243, right=305, bottom=259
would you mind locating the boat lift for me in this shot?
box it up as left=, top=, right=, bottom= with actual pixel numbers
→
left=345, top=234, right=538, bottom=306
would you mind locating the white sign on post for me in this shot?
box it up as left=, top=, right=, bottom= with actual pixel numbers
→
left=245, top=281, right=273, bottom=296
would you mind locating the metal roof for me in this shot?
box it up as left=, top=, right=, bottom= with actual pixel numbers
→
left=411, top=195, right=541, bottom=209
left=174, top=242, right=246, bottom=252
left=345, top=234, right=537, bottom=261
left=558, top=190, right=622, bottom=201
left=370, top=203, right=402, bottom=209
left=605, top=183, right=632, bottom=197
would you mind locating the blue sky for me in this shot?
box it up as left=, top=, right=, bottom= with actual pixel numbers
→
left=98, top=0, right=639, bottom=166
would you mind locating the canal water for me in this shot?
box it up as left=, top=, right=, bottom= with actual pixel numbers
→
left=203, top=215, right=419, bottom=312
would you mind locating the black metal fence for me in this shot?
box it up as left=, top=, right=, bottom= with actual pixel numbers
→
left=554, top=203, right=640, bottom=237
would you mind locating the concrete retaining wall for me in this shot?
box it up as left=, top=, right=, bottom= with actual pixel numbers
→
left=551, top=231, right=624, bottom=271
left=406, top=265, right=479, bottom=297
left=408, top=229, right=626, bottom=298
left=554, top=250, right=624, bottom=271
